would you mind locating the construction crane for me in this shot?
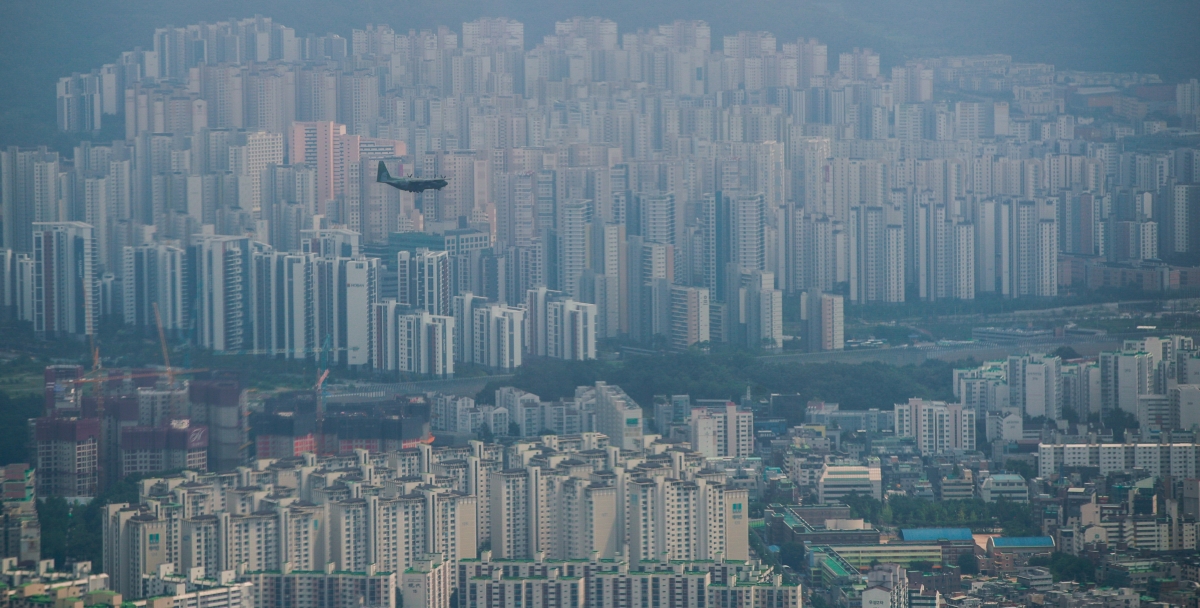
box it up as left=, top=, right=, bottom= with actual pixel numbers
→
left=211, top=345, right=357, bottom=357
left=83, top=335, right=106, bottom=421
left=153, top=303, right=175, bottom=384
left=314, top=334, right=335, bottom=419
left=60, top=368, right=208, bottom=387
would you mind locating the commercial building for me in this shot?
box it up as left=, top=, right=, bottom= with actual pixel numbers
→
left=817, top=464, right=882, bottom=503
left=980, top=474, right=1029, bottom=503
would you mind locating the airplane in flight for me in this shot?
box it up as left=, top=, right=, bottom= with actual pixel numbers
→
left=376, top=161, right=449, bottom=193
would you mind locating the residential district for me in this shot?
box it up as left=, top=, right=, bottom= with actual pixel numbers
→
left=4, top=10, right=1200, bottom=608
left=4, top=15, right=1200, bottom=367
left=6, top=334, right=1200, bottom=606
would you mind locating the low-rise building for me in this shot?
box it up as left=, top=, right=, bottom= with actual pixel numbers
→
left=818, top=464, right=882, bottom=502
left=138, top=563, right=253, bottom=608
left=897, top=528, right=976, bottom=566
left=980, top=474, right=1028, bottom=503
left=825, top=543, right=943, bottom=568
left=0, top=464, right=39, bottom=565
left=243, top=562, right=398, bottom=608
left=1016, top=567, right=1052, bottom=591
left=937, top=473, right=975, bottom=500
left=986, top=537, right=1055, bottom=573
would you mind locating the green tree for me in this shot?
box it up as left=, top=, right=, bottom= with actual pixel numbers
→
left=957, top=552, right=979, bottom=575
left=870, top=325, right=915, bottom=346
left=778, top=542, right=805, bottom=571
left=1003, top=459, right=1036, bottom=480
left=474, top=352, right=959, bottom=426
left=477, top=423, right=494, bottom=443
left=36, top=472, right=142, bottom=569
left=841, top=492, right=884, bottom=523
left=37, top=497, right=71, bottom=565
left=1093, top=409, right=1138, bottom=442
left=1032, top=552, right=1095, bottom=583
left=0, top=390, right=43, bottom=465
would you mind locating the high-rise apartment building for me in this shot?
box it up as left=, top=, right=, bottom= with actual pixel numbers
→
left=668, top=285, right=710, bottom=351
left=525, top=287, right=597, bottom=361
left=289, top=121, right=344, bottom=208
left=590, top=382, right=642, bottom=451
left=1007, top=353, right=1063, bottom=419
left=1100, top=349, right=1154, bottom=416
left=398, top=248, right=452, bottom=316
left=688, top=402, right=754, bottom=459
left=374, top=302, right=455, bottom=377
left=123, top=244, right=187, bottom=332
left=800, top=291, right=844, bottom=352
left=32, top=417, right=100, bottom=499
left=33, top=222, right=98, bottom=337
left=893, top=398, right=976, bottom=455
left=189, top=235, right=255, bottom=353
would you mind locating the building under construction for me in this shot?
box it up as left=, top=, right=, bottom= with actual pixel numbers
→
left=252, top=391, right=432, bottom=458
left=32, top=367, right=248, bottom=499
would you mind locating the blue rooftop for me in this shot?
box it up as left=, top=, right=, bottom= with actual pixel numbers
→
left=899, top=528, right=974, bottom=542
left=990, top=537, right=1054, bottom=548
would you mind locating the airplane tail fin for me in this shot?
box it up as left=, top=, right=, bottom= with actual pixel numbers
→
left=377, top=161, right=392, bottom=182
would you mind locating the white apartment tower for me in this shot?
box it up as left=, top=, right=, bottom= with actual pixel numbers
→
left=33, top=222, right=98, bottom=337
left=894, top=398, right=976, bottom=455
left=123, top=244, right=187, bottom=331
left=374, top=301, right=455, bottom=377
left=526, top=287, right=597, bottom=361
left=593, top=381, right=643, bottom=451
left=688, top=402, right=754, bottom=459
left=190, top=235, right=255, bottom=353
left=398, top=248, right=452, bottom=316
left=1100, top=350, right=1154, bottom=416
left=669, top=285, right=710, bottom=351
left=1007, top=353, right=1063, bottom=419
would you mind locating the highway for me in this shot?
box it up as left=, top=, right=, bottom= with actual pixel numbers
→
left=325, top=374, right=511, bottom=400
left=756, top=335, right=1127, bottom=366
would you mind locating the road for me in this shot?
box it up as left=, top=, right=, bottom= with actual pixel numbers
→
left=757, top=335, right=1127, bottom=366
left=321, top=324, right=1194, bottom=400
left=325, top=374, right=511, bottom=400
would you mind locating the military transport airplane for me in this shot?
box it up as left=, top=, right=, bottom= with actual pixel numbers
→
left=376, top=161, right=448, bottom=193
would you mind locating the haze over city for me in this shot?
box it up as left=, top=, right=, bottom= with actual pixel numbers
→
left=0, top=2, right=1199, bottom=608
